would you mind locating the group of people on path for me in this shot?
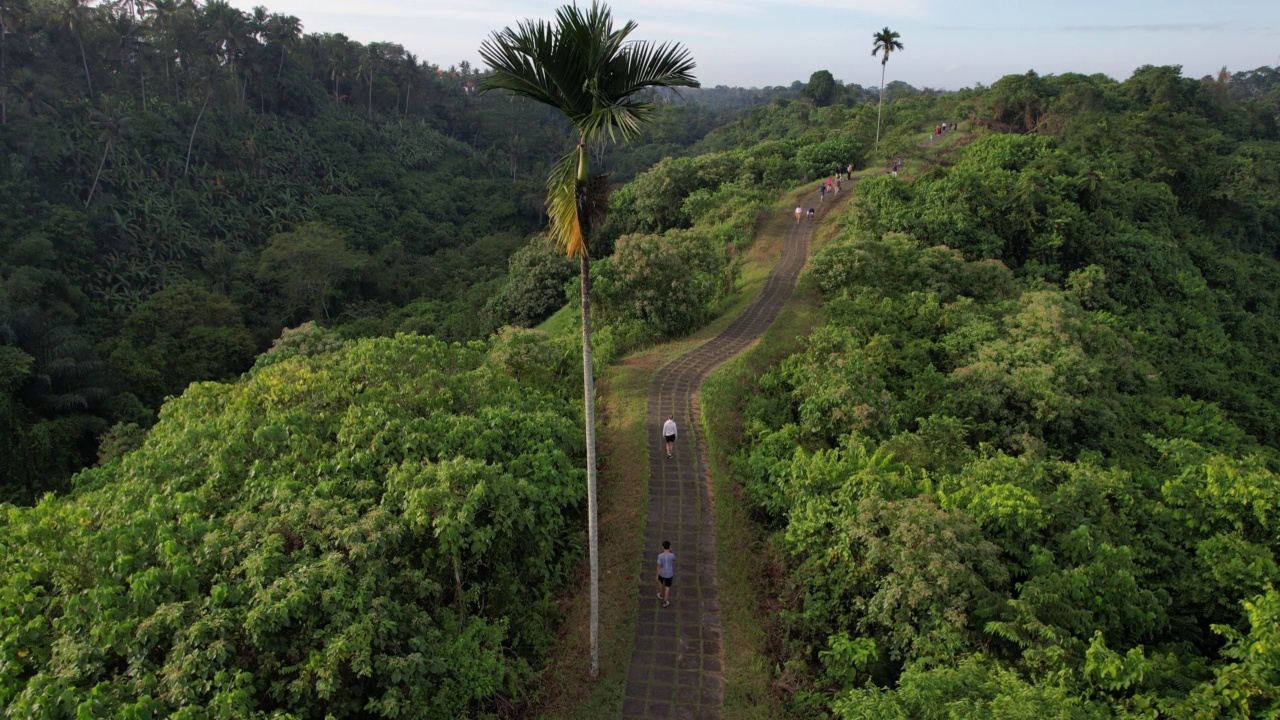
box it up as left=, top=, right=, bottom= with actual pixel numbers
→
left=928, top=120, right=956, bottom=144
left=795, top=165, right=853, bottom=223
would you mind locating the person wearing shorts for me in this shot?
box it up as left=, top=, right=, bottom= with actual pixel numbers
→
left=663, top=415, right=677, bottom=458
left=795, top=206, right=803, bottom=224
left=807, top=207, right=815, bottom=220
left=655, top=541, right=675, bottom=607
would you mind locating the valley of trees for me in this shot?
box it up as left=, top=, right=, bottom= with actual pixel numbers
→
left=0, top=0, right=770, bottom=503
left=4, top=0, right=1280, bottom=716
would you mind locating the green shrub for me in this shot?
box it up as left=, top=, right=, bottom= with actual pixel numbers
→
left=0, top=334, right=585, bottom=717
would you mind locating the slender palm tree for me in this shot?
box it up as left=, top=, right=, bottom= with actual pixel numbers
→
left=871, top=26, right=903, bottom=148
left=398, top=51, right=418, bottom=116
left=478, top=0, right=697, bottom=678
left=266, top=13, right=301, bottom=81
left=201, top=0, right=250, bottom=105
left=50, top=0, right=96, bottom=98
left=360, top=42, right=385, bottom=117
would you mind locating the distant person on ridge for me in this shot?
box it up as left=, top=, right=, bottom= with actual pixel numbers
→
left=663, top=415, right=677, bottom=458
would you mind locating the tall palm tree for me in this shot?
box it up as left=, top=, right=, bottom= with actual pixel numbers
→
left=50, top=0, right=97, bottom=98
left=360, top=42, right=386, bottom=118
left=201, top=0, right=250, bottom=104
left=397, top=51, right=418, bottom=116
left=478, top=0, right=697, bottom=678
left=871, top=26, right=903, bottom=148
left=266, top=12, right=301, bottom=81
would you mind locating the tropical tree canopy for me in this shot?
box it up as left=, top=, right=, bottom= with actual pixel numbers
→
left=478, top=0, right=698, bottom=258
left=872, top=26, right=903, bottom=65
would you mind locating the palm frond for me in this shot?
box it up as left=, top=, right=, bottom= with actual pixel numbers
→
left=479, top=1, right=699, bottom=259
left=479, top=1, right=698, bottom=143
left=546, top=148, right=587, bottom=258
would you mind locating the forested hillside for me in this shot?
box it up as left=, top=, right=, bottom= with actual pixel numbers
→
left=6, top=0, right=1280, bottom=713
left=0, top=0, right=755, bottom=503
left=722, top=66, right=1280, bottom=716
left=0, top=32, right=855, bottom=708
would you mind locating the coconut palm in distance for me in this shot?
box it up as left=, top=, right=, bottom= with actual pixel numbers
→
left=872, top=26, right=903, bottom=148
left=478, top=1, right=697, bottom=678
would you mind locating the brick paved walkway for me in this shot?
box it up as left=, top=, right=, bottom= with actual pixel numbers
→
left=621, top=190, right=832, bottom=719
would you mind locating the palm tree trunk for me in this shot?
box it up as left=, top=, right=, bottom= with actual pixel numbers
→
left=277, top=48, right=286, bottom=81
left=875, top=61, right=886, bottom=148
left=77, top=34, right=94, bottom=98
left=1, top=24, right=7, bottom=126
left=405, top=83, right=411, bottom=117
left=580, top=251, right=600, bottom=679
left=86, top=138, right=112, bottom=208
left=184, top=92, right=211, bottom=178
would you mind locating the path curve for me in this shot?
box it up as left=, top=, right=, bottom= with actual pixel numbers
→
left=620, top=188, right=833, bottom=719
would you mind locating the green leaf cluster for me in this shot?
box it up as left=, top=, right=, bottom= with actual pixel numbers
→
left=0, top=333, right=585, bottom=717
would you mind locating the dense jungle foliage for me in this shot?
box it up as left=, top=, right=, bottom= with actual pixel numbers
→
left=2, top=328, right=591, bottom=716
left=0, top=0, right=777, bottom=502
left=6, top=0, right=1280, bottom=714
left=729, top=66, right=1280, bottom=716
left=0, top=16, right=853, bottom=709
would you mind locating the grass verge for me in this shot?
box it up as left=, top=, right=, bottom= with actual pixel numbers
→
left=699, top=271, right=824, bottom=718
left=695, top=183, right=854, bottom=718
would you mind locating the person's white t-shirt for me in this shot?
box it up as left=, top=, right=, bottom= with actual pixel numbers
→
left=663, top=419, right=677, bottom=437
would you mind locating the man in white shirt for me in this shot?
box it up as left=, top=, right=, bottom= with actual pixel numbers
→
left=663, top=416, right=677, bottom=458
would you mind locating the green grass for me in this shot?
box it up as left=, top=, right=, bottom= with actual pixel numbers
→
left=535, top=303, right=577, bottom=337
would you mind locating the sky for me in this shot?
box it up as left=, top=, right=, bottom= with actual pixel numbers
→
left=226, top=0, right=1280, bottom=90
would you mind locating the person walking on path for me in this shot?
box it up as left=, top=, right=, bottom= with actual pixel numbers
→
left=663, top=415, right=677, bottom=458
left=807, top=207, right=815, bottom=220
left=655, top=541, right=675, bottom=607
left=795, top=206, right=803, bottom=224
left=819, top=184, right=826, bottom=202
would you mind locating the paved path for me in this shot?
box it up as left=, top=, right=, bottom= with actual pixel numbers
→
left=620, top=188, right=834, bottom=719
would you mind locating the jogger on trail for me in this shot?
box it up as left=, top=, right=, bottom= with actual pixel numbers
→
left=795, top=206, right=803, bottom=223
left=807, top=207, right=815, bottom=220
left=655, top=541, right=675, bottom=607
left=663, top=415, right=677, bottom=458
left=819, top=184, right=826, bottom=201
